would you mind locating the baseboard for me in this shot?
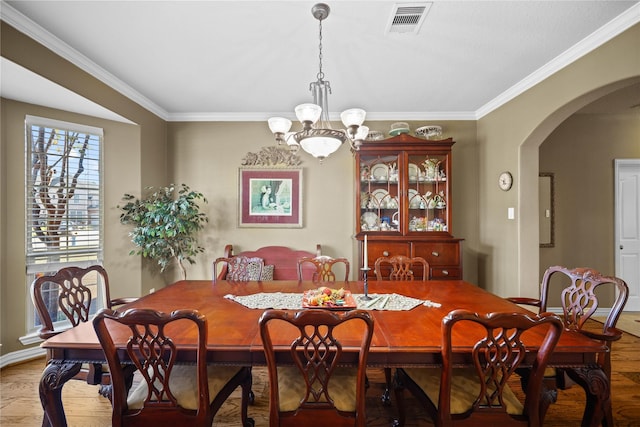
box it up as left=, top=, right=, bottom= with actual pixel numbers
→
left=0, top=346, right=45, bottom=369
left=546, top=307, right=611, bottom=317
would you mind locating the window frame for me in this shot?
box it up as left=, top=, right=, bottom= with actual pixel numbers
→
left=24, top=115, right=105, bottom=337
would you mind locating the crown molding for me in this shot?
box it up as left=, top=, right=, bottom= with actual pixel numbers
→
left=166, top=110, right=477, bottom=122
left=476, top=3, right=640, bottom=119
left=3, top=1, right=638, bottom=123
left=0, top=1, right=169, bottom=120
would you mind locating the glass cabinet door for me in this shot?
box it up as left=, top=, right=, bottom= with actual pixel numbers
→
left=358, top=154, right=401, bottom=233
left=406, top=152, right=450, bottom=233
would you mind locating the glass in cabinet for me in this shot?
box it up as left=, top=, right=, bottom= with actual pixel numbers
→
left=356, top=135, right=454, bottom=236
left=358, top=154, right=401, bottom=233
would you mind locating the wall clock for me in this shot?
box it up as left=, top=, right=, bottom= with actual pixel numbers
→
left=498, top=171, right=513, bottom=191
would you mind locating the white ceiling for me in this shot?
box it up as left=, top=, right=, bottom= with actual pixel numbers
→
left=1, top=0, right=639, bottom=123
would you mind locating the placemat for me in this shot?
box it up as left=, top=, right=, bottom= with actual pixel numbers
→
left=224, top=292, right=440, bottom=311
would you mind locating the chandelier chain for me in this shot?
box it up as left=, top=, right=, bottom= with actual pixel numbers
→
left=317, top=19, right=324, bottom=81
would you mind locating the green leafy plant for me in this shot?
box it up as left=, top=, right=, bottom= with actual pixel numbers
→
left=119, top=184, right=208, bottom=279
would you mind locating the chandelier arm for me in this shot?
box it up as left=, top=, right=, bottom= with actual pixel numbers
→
left=267, top=3, right=367, bottom=162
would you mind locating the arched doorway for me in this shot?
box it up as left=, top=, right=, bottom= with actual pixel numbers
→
left=519, top=78, right=640, bottom=303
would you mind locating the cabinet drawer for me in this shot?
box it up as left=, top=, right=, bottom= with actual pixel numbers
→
left=367, top=242, right=410, bottom=263
left=430, top=267, right=461, bottom=279
left=413, top=242, right=460, bottom=266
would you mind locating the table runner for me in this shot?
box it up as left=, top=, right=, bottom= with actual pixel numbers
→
left=224, top=292, right=440, bottom=311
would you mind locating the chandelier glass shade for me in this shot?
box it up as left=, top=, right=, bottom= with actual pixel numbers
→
left=267, top=3, right=368, bottom=162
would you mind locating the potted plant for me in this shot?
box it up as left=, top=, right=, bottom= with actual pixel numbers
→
left=119, top=184, right=208, bottom=280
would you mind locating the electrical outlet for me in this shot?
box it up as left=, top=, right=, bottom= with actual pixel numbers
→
left=508, top=207, right=515, bottom=220
left=149, top=288, right=155, bottom=294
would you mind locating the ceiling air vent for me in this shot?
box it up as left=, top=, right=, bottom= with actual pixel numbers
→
left=386, top=3, right=432, bottom=35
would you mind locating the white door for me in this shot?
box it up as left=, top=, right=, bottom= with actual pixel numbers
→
left=615, top=159, right=640, bottom=311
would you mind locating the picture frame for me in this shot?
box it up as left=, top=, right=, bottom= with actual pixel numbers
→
left=239, top=168, right=303, bottom=228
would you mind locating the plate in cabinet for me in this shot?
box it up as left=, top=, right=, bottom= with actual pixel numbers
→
left=371, top=164, right=389, bottom=181
left=408, top=163, right=420, bottom=181
left=408, top=189, right=422, bottom=208
left=361, top=212, right=379, bottom=228
left=371, top=189, right=389, bottom=208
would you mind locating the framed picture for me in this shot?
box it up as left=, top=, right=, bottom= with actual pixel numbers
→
left=239, top=168, right=303, bottom=228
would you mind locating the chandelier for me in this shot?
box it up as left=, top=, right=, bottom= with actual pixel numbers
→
left=267, top=3, right=368, bottom=162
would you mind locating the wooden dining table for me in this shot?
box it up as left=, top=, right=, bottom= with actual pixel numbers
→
left=39, top=279, right=610, bottom=427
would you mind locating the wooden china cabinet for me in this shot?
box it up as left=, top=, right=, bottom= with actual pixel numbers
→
left=355, top=133, right=463, bottom=280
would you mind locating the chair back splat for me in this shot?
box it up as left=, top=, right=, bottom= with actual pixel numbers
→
left=297, top=255, right=350, bottom=282
left=395, top=310, right=563, bottom=427
left=374, top=255, right=429, bottom=281
left=506, top=266, right=629, bottom=393
left=259, top=309, right=374, bottom=426
left=30, top=265, right=137, bottom=390
left=93, top=308, right=253, bottom=427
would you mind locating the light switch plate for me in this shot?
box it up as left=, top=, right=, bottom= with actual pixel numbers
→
left=508, top=207, right=515, bottom=219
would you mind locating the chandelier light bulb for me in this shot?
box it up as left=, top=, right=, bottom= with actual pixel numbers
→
left=268, top=117, right=292, bottom=134
left=340, top=108, right=366, bottom=127
left=294, top=103, right=322, bottom=125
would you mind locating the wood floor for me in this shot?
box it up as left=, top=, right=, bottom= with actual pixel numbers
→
left=2, top=320, right=639, bottom=426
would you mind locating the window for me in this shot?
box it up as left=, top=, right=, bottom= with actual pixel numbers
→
left=25, top=116, right=104, bottom=334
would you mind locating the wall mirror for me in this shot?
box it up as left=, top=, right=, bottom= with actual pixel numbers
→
left=539, top=173, right=555, bottom=248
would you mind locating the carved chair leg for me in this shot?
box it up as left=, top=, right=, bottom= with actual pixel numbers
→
left=516, top=367, right=557, bottom=424
left=39, top=361, right=82, bottom=427
left=566, top=366, right=611, bottom=427
left=539, top=377, right=558, bottom=424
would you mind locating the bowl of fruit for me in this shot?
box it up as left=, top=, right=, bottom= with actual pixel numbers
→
left=302, top=286, right=356, bottom=309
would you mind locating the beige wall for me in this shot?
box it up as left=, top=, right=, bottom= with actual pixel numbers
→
left=1, top=21, right=167, bottom=357
left=477, top=23, right=640, bottom=299
left=166, top=120, right=478, bottom=283
left=0, top=98, right=143, bottom=355
left=539, top=112, right=640, bottom=306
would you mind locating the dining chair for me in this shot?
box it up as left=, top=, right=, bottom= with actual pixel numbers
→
left=213, top=255, right=264, bottom=282
left=259, top=309, right=374, bottom=427
left=297, top=255, right=350, bottom=282
left=373, top=254, right=430, bottom=404
left=506, top=265, right=629, bottom=425
left=30, top=265, right=137, bottom=396
left=374, top=255, right=429, bottom=281
left=394, top=309, right=564, bottom=427
left=93, top=307, right=254, bottom=427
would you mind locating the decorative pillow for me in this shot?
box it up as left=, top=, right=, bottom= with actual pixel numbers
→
left=226, top=259, right=273, bottom=281
left=245, top=262, right=263, bottom=281
left=245, top=263, right=274, bottom=281
left=261, top=265, right=275, bottom=281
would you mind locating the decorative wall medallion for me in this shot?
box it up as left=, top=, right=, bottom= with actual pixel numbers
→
left=241, top=146, right=302, bottom=167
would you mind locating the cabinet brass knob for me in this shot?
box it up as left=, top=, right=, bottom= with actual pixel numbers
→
left=431, top=251, right=439, bottom=257
left=383, top=251, right=389, bottom=257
